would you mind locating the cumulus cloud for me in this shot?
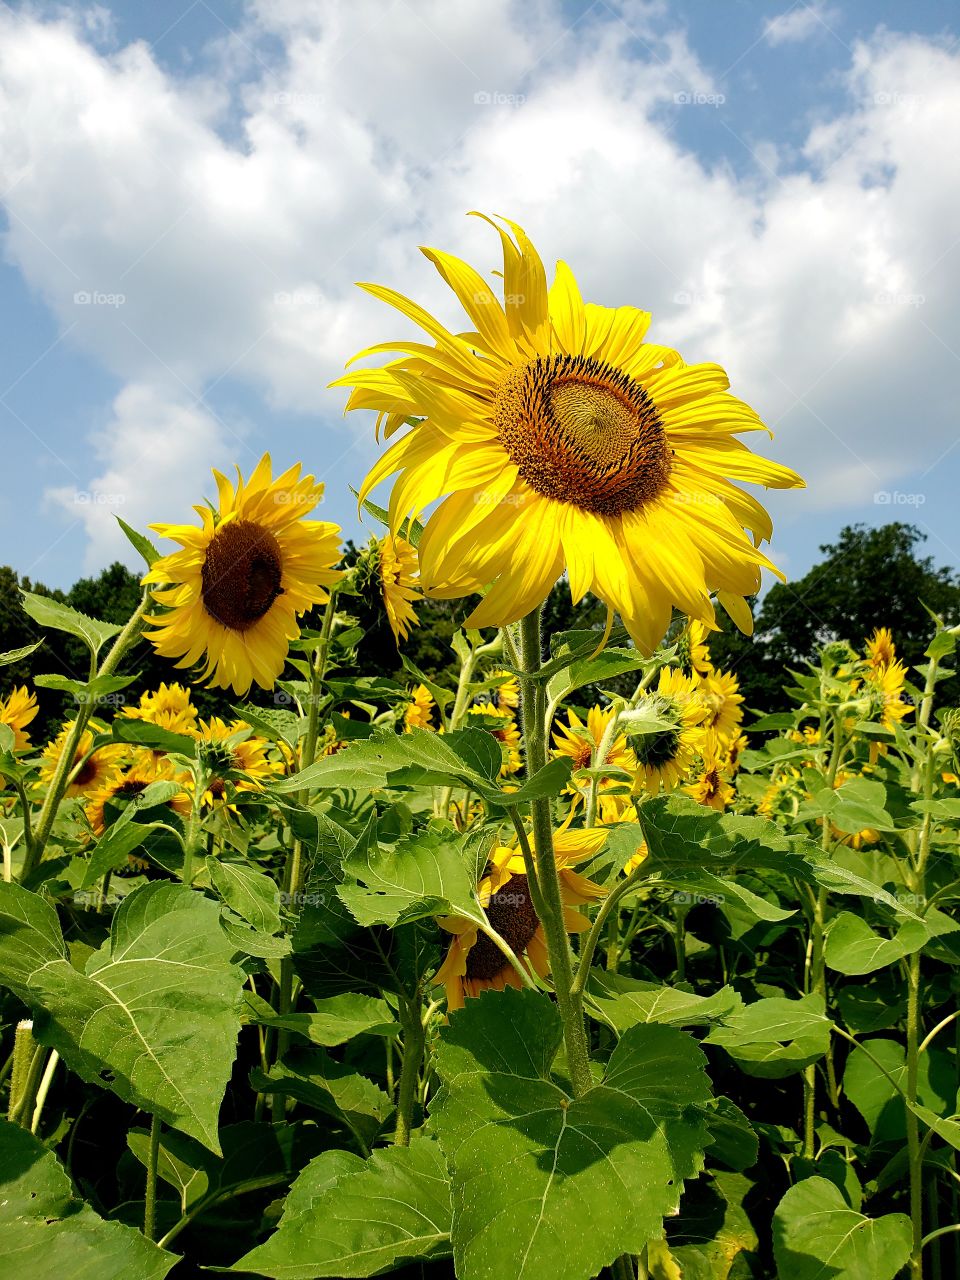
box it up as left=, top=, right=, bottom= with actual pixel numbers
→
left=0, top=2, right=956, bottom=575
left=764, top=2, right=839, bottom=47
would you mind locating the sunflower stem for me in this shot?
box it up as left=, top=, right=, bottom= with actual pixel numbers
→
left=144, top=1111, right=162, bottom=1241
left=25, top=589, right=151, bottom=878
left=519, top=607, right=594, bottom=1098
left=394, top=990, right=425, bottom=1147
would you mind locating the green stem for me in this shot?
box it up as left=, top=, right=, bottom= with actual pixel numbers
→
left=7, top=1021, right=43, bottom=1126
left=394, top=991, right=426, bottom=1147
left=26, top=590, right=151, bottom=877
left=571, top=869, right=646, bottom=997
left=144, top=1112, right=161, bottom=1240
left=30, top=1049, right=59, bottom=1134
left=519, top=608, right=593, bottom=1098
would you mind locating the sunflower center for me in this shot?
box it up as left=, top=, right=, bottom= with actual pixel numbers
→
left=634, top=724, right=682, bottom=769
left=494, top=354, right=672, bottom=516
left=201, top=519, right=284, bottom=632
left=73, top=754, right=100, bottom=787
left=465, top=873, right=540, bottom=980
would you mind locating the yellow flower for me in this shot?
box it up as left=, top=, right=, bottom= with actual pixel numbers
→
left=489, top=669, right=520, bottom=711
left=696, top=669, right=744, bottom=744
left=633, top=667, right=708, bottom=796
left=336, top=214, right=802, bottom=651
left=434, top=825, right=607, bottom=1011
left=865, top=627, right=896, bottom=672
left=682, top=619, right=714, bottom=677
left=684, top=741, right=735, bottom=812
left=192, top=716, right=283, bottom=805
left=0, top=686, right=38, bottom=751
left=467, top=704, right=522, bottom=776
left=378, top=534, right=421, bottom=643
left=867, top=658, right=913, bottom=730
left=85, top=756, right=189, bottom=837
left=403, top=684, right=436, bottom=732
left=39, top=720, right=127, bottom=798
left=121, top=682, right=199, bottom=735
left=552, top=705, right=636, bottom=821
left=143, top=454, right=342, bottom=696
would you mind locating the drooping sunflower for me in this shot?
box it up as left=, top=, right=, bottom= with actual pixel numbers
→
left=335, top=214, right=803, bottom=650
left=680, top=619, right=714, bottom=677
left=632, top=667, right=708, bottom=795
left=434, top=825, right=607, bottom=1011
left=378, top=534, right=421, bottom=643
left=121, top=682, right=199, bottom=735
left=403, top=684, right=436, bottom=732
left=39, top=720, right=127, bottom=798
left=0, top=686, right=38, bottom=751
left=143, top=455, right=343, bottom=696
left=489, top=669, right=520, bottom=711
left=696, top=669, right=744, bottom=745
left=552, top=705, right=636, bottom=821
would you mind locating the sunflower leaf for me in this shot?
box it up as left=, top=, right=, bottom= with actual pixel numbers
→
left=232, top=1132, right=451, bottom=1278
left=0, top=1119, right=178, bottom=1279
left=0, top=640, right=42, bottom=665
left=116, top=515, right=161, bottom=567
left=338, top=827, right=483, bottom=928
left=0, top=880, right=244, bottom=1151
left=706, top=994, right=830, bottom=1079
left=19, top=590, right=122, bottom=658
left=432, top=987, right=712, bottom=1280
left=773, top=1176, right=911, bottom=1280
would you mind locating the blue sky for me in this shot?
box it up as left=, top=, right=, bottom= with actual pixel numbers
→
left=1, top=0, right=958, bottom=594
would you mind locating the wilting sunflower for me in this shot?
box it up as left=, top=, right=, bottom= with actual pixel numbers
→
left=121, top=682, right=199, bottom=735
left=696, top=669, right=744, bottom=744
left=0, top=686, right=38, bottom=751
left=85, top=756, right=188, bottom=837
left=143, top=455, right=343, bottom=696
left=335, top=214, right=803, bottom=650
left=39, top=720, right=127, bottom=798
left=378, top=534, right=421, bottom=643
left=403, top=684, right=436, bottom=732
left=552, top=705, right=636, bottom=821
left=865, top=627, right=896, bottom=672
left=434, top=824, right=607, bottom=1011
left=467, top=703, right=522, bottom=776
left=633, top=668, right=708, bottom=795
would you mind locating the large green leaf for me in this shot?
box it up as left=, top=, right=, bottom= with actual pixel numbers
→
left=797, top=777, right=897, bottom=833
left=250, top=993, right=398, bottom=1047
left=824, top=912, right=931, bottom=975
left=432, top=987, right=712, bottom=1280
left=0, top=1118, right=177, bottom=1278
left=206, top=857, right=283, bottom=934
left=234, top=1133, right=452, bottom=1278
left=843, top=1038, right=959, bottom=1146
left=338, top=827, right=483, bottom=928
left=706, top=995, right=830, bottom=1079
left=20, top=590, right=122, bottom=657
left=0, top=880, right=244, bottom=1151
left=773, top=1176, right=911, bottom=1279
left=587, top=973, right=743, bottom=1031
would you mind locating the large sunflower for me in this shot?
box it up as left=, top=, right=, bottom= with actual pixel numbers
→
left=335, top=214, right=803, bottom=650
left=434, top=825, right=607, bottom=1011
left=0, top=686, right=38, bottom=751
left=143, top=455, right=343, bottom=695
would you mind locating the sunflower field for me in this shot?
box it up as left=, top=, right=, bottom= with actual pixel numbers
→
left=2, top=217, right=959, bottom=1280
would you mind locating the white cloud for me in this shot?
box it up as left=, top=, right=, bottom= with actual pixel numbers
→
left=764, top=2, right=838, bottom=47
left=0, top=3, right=956, bottom=575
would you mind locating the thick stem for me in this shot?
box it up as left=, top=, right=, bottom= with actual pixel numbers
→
left=30, top=1049, right=59, bottom=1135
left=144, top=1112, right=162, bottom=1241
left=519, top=609, right=593, bottom=1098
left=394, top=992, right=426, bottom=1147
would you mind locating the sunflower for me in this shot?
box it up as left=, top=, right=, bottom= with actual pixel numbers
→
left=403, top=684, right=436, bottom=732
left=632, top=667, right=708, bottom=795
left=434, top=824, right=607, bottom=1011
left=680, top=619, right=714, bottom=677
left=865, top=627, right=896, bottom=672
left=467, top=703, right=522, bottom=776
left=143, top=455, right=343, bottom=696
left=685, top=742, right=735, bottom=812
left=39, top=720, right=127, bottom=798
left=696, top=669, right=744, bottom=744
left=489, top=669, right=520, bottom=711
left=192, top=716, right=283, bottom=805
left=335, top=214, right=803, bottom=650
left=0, top=686, right=38, bottom=751
left=378, top=534, right=421, bottom=643
left=121, top=682, right=198, bottom=735
left=866, top=658, right=913, bottom=730
left=552, top=705, right=636, bottom=821
left=85, top=756, right=189, bottom=837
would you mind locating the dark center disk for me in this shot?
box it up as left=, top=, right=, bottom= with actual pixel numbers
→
left=495, top=353, right=672, bottom=517
left=201, top=519, right=284, bottom=632
left=634, top=724, right=682, bottom=769
left=465, top=873, right=540, bottom=981
left=74, top=755, right=102, bottom=786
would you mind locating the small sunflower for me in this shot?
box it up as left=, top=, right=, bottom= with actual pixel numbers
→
left=865, top=627, right=896, bottom=672
left=378, top=534, right=421, bottom=643
left=0, top=686, right=38, bottom=751
left=192, top=716, right=283, bottom=805
left=696, top=669, right=744, bottom=744
left=552, top=705, right=636, bottom=821
left=143, top=454, right=343, bottom=696
left=633, top=668, right=708, bottom=795
left=434, top=824, right=607, bottom=1011
left=685, top=741, right=735, bottom=812
left=489, top=670, right=520, bottom=711
left=85, top=756, right=189, bottom=837
left=467, top=703, right=522, bottom=776
left=403, top=684, right=437, bottom=732
left=866, top=658, right=913, bottom=730
left=39, top=720, right=127, bottom=798
left=336, top=214, right=803, bottom=652
left=680, top=619, right=714, bottom=677
left=122, top=682, right=199, bottom=735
